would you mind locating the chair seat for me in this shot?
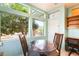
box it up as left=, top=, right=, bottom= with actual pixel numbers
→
left=47, top=43, right=57, bottom=52
left=47, top=49, right=59, bottom=56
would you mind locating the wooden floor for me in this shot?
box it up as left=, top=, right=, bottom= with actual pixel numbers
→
left=61, top=49, right=79, bottom=56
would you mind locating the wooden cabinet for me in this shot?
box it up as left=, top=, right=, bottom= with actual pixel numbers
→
left=65, top=37, right=79, bottom=51
left=67, top=15, right=79, bottom=28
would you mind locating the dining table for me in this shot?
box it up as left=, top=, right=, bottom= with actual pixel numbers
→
left=31, top=40, right=56, bottom=56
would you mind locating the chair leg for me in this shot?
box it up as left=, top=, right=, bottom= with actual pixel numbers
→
left=75, top=51, right=79, bottom=55
left=68, top=51, right=72, bottom=56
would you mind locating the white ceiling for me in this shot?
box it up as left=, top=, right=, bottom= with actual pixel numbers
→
left=65, top=3, right=79, bottom=8
left=31, top=3, right=62, bottom=12
left=30, top=3, right=79, bottom=12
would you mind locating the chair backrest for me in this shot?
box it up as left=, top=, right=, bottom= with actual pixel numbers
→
left=19, top=34, right=28, bottom=56
left=53, top=33, right=63, bottom=52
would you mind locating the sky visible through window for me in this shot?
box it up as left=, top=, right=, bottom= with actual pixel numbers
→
left=35, top=20, right=43, bottom=27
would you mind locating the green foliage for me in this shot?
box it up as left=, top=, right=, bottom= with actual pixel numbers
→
left=1, top=12, right=28, bottom=35
left=10, top=3, right=28, bottom=13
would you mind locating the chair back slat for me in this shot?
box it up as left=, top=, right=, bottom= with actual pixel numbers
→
left=19, top=34, right=28, bottom=56
left=53, top=33, right=63, bottom=51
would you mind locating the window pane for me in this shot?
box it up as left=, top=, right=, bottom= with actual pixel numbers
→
left=31, top=8, right=45, bottom=20
left=32, top=20, right=44, bottom=37
left=2, top=3, right=28, bottom=13
left=10, top=3, right=28, bottom=13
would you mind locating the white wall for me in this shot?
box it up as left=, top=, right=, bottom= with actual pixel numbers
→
left=48, top=5, right=65, bottom=49
left=48, top=11, right=61, bottom=43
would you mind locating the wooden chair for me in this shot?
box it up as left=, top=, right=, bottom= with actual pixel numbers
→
left=47, top=33, right=63, bottom=56
left=19, top=34, right=40, bottom=56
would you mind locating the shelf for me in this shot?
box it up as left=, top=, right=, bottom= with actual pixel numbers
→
left=67, top=15, right=79, bottom=19
left=67, top=15, right=79, bottom=28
